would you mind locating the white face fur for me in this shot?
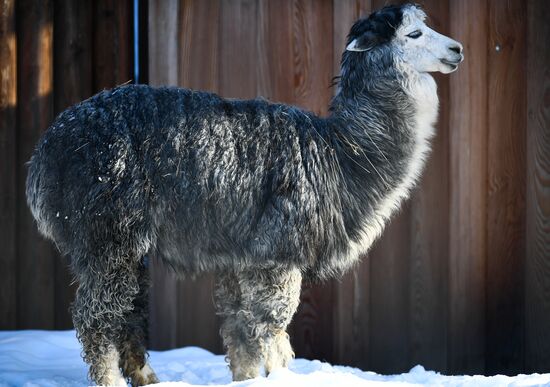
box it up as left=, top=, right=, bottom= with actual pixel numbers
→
left=347, top=6, right=464, bottom=74
left=395, top=7, right=463, bottom=74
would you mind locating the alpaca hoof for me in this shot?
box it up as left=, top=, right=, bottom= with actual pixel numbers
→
left=129, top=363, right=159, bottom=386
left=265, top=331, right=294, bottom=375
left=231, top=365, right=260, bottom=382
left=99, top=373, right=128, bottom=387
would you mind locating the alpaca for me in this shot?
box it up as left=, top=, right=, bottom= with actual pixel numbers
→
left=26, top=4, right=463, bottom=386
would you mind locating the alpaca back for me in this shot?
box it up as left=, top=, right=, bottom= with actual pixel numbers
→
left=26, top=85, right=346, bottom=275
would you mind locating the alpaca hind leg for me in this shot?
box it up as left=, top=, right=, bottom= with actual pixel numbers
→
left=215, top=268, right=302, bottom=381
left=117, top=260, right=159, bottom=386
left=214, top=271, right=249, bottom=379
left=72, top=255, right=142, bottom=386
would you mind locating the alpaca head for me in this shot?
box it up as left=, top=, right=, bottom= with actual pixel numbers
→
left=345, top=4, right=463, bottom=74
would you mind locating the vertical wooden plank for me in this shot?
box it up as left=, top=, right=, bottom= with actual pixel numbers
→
left=448, top=0, right=488, bottom=374
left=486, top=0, right=527, bottom=375
left=331, top=0, right=373, bottom=368
left=368, top=204, right=411, bottom=373
left=148, top=0, right=179, bottom=86
left=54, top=0, right=92, bottom=110
left=0, top=0, right=17, bottom=329
left=408, top=0, right=450, bottom=373
left=525, top=0, right=550, bottom=373
left=52, top=0, right=93, bottom=330
left=94, top=0, right=133, bottom=90
left=148, top=0, right=180, bottom=350
left=138, top=0, right=149, bottom=85
left=15, top=0, right=56, bottom=329
left=288, top=0, right=333, bottom=116
left=177, top=277, right=221, bottom=352
left=176, top=0, right=222, bottom=353
left=218, top=0, right=259, bottom=99
left=178, top=0, right=220, bottom=92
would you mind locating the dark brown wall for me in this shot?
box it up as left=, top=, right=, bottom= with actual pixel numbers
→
left=1, top=0, right=549, bottom=376
left=0, top=0, right=133, bottom=330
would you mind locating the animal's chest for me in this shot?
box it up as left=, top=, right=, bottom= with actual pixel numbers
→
left=346, top=75, right=439, bottom=263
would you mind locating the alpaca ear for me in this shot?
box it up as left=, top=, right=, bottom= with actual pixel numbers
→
left=346, top=31, right=379, bottom=52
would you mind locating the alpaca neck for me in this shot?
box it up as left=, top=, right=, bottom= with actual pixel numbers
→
left=327, top=62, right=439, bottom=258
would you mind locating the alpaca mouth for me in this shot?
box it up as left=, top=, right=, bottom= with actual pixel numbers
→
left=441, top=53, right=464, bottom=67
left=440, top=57, right=462, bottom=72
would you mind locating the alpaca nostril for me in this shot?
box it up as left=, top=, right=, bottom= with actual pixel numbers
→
left=449, top=44, right=462, bottom=54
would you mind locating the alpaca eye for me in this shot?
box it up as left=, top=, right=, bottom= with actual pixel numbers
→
left=406, top=30, right=422, bottom=39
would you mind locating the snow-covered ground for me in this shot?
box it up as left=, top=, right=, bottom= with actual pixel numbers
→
left=0, top=331, right=549, bottom=387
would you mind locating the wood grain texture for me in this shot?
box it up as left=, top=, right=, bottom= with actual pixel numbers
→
left=368, top=203, right=411, bottom=373
left=15, top=0, right=56, bottom=329
left=0, top=0, right=17, bottom=329
left=148, top=0, right=179, bottom=87
left=147, top=0, right=180, bottom=350
left=178, top=0, right=220, bottom=92
left=448, top=0, right=488, bottom=374
left=94, top=0, right=133, bottom=89
left=219, top=0, right=259, bottom=98
left=408, top=0, right=450, bottom=372
left=486, top=0, right=527, bottom=374
left=525, top=0, right=550, bottom=373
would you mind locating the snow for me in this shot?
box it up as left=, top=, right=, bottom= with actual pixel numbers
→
left=0, top=331, right=549, bottom=387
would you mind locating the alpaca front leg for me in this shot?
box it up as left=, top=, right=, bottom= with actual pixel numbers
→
left=264, top=331, right=294, bottom=375
left=223, top=326, right=266, bottom=381
left=263, top=269, right=301, bottom=375
left=215, top=267, right=302, bottom=381
left=214, top=271, right=261, bottom=380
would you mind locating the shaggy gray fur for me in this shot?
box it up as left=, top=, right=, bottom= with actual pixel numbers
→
left=25, top=4, right=462, bottom=385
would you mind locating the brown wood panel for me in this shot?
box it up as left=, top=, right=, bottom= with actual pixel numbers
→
left=331, top=0, right=373, bottom=368
left=178, top=0, right=220, bottom=92
left=148, top=263, right=179, bottom=350
left=147, top=0, right=180, bottom=350
left=219, top=0, right=260, bottom=98
left=52, top=0, right=93, bottom=330
left=15, top=0, right=57, bottom=328
left=525, top=0, right=550, bottom=373
left=368, top=203, right=411, bottom=373
left=94, top=0, right=133, bottom=90
left=408, top=0, right=450, bottom=372
left=448, top=0, right=488, bottom=374
left=0, top=0, right=17, bottom=329
left=148, top=0, right=179, bottom=87
left=486, top=0, right=527, bottom=374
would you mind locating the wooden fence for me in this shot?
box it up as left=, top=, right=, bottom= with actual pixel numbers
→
left=1, top=0, right=549, bottom=376
left=0, top=0, right=134, bottom=329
